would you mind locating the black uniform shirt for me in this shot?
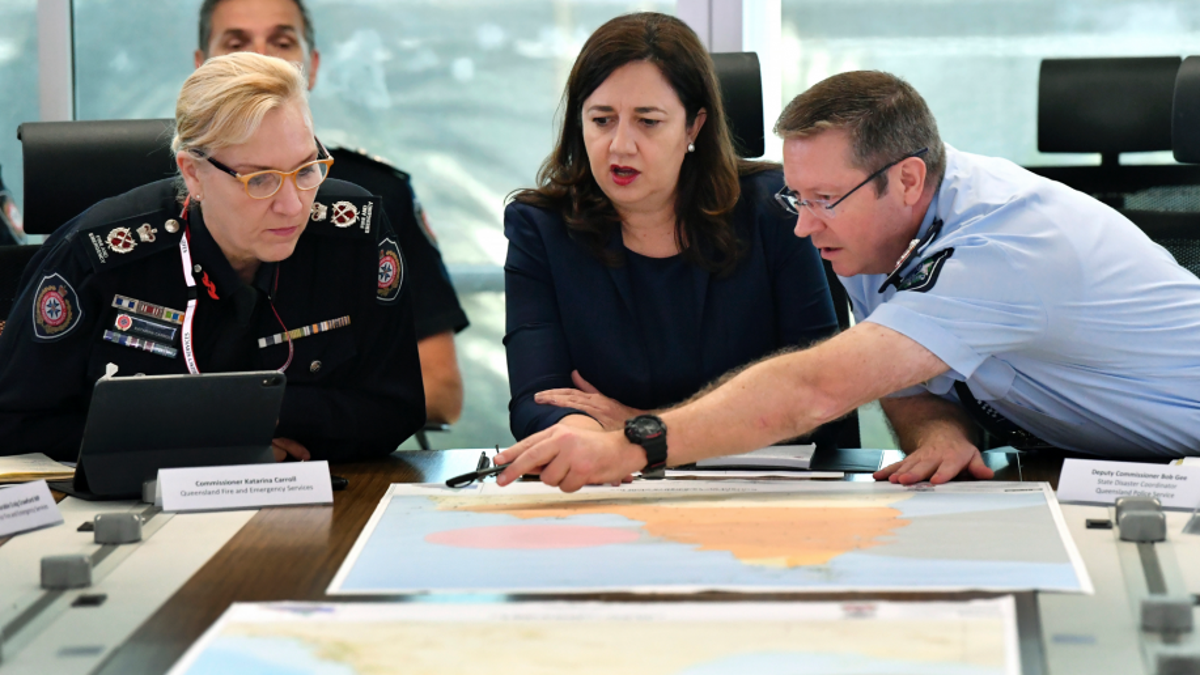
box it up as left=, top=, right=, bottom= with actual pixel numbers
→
left=0, top=178, right=425, bottom=462
left=329, top=148, right=469, bottom=339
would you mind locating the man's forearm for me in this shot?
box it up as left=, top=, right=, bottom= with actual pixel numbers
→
left=660, top=323, right=950, bottom=466
left=880, top=393, right=978, bottom=453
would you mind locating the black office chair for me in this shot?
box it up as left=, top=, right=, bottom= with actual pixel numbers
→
left=1, top=120, right=175, bottom=341
left=1112, top=55, right=1200, bottom=278
left=711, top=52, right=765, bottom=159
left=18, top=118, right=176, bottom=235
left=711, top=52, right=859, bottom=449
left=1031, top=56, right=1200, bottom=208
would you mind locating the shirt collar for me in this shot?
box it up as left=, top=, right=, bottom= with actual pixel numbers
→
left=188, top=207, right=278, bottom=299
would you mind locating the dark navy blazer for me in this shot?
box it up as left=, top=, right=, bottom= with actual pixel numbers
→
left=503, top=170, right=838, bottom=440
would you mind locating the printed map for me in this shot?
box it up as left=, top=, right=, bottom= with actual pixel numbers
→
left=328, top=481, right=1090, bottom=594
left=168, top=600, right=1020, bottom=675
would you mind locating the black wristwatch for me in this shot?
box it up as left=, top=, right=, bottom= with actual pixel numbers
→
left=624, top=414, right=668, bottom=478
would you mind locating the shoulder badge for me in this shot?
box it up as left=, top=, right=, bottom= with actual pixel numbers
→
left=308, top=196, right=377, bottom=237
left=32, top=273, right=82, bottom=340
left=330, top=146, right=412, bottom=181
left=377, top=238, right=404, bottom=303
left=897, top=248, right=954, bottom=293
left=81, top=214, right=183, bottom=273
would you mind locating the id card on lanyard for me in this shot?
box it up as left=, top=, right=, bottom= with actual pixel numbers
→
left=177, top=203, right=293, bottom=374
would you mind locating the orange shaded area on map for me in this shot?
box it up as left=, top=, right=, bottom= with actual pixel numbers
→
left=455, top=502, right=909, bottom=567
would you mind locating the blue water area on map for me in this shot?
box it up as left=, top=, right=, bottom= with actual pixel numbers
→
left=182, top=636, right=355, bottom=675
left=335, top=490, right=1079, bottom=594
left=677, top=651, right=1004, bottom=675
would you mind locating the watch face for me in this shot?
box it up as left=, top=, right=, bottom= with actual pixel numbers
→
left=628, top=415, right=665, bottom=440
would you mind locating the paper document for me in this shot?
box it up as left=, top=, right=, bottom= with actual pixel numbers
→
left=693, top=443, right=815, bottom=470
left=664, top=469, right=844, bottom=480
left=0, top=453, right=75, bottom=484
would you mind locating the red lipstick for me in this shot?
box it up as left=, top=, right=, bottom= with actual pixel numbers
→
left=610, top=165, right=640, bottom=186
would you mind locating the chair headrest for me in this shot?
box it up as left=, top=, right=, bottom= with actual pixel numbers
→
left=711, top=52, right=764, bottom=159
left=1038, top=57, right=1180, bottom=156
left=19, top=119, right=176, bottom=235
left=1173, top=56, right=1200, bottom=163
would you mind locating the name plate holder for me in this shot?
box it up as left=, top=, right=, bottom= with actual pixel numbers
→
left=159, top=461, right=334, bottom=513
left=1057, top=458, right=1200, bottom=510
left=0, top=480, right=64, bottom=537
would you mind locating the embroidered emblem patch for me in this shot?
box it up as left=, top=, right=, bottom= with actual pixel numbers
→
left=331, top=201, right=358, bottom=228
left=896, top=247, right=954, bottom=293
left=377, top=238, right=403, bottom=303
left=33, top=274, right=82, bottom=340
left=136, top=223, right=157, bottom=242
left=107, top=227, right=137, bottom=254
left=311, top=202, right=328, bottom=222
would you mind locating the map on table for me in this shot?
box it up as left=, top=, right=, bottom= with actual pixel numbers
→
left=167, top=598, right=1021, bottom=675
left=327, top=480, right=1091, bottom=595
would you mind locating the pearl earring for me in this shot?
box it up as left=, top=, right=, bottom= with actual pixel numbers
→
left=687, top=142, right=696, bottom=153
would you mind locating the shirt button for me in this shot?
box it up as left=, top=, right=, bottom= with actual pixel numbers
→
left=310, top=360, right=322, bottom=373
left=164, top=219, right=180, bottom=233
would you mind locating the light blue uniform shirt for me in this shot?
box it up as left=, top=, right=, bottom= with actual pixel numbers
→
left=841, top=145, right=1200, bottom=458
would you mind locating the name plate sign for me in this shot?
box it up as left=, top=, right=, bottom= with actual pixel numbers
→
left=160, top=461, right=334, bottom=512
left=1057, top=458, right=1200, bottom=509
left=0, top=480, right=64, bottom=537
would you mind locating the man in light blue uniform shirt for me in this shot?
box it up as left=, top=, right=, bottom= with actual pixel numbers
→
left=841, top=143, right=1200, bottom=458
left=493, top=70, right=1200, bottom=494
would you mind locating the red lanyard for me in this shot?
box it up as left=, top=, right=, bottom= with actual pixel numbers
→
left=177, top=202, right=293, bottom=373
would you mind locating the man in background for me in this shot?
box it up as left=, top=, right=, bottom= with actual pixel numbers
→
left=197, top=0, right=469, bottom=425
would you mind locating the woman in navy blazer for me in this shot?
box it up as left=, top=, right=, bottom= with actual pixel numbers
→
left=504, top=13, right=838, bottom=441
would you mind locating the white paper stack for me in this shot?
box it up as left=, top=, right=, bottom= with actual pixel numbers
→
left=0, top=453, right=75, bottom=484
left=693, top=444, right=815, bottom=471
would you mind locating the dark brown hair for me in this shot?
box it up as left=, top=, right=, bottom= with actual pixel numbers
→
left=775, top=70, right=945, bottom=195
left=199, top=0, right=316, bottom=55
left=512, top=12, right=767, bottom=276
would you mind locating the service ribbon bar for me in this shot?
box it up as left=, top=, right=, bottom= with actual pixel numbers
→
left=102, top=330, right=179, bottom=358
left=258, top=315, right=351, bottom=349
left=112, top=294, right=185, bottom=325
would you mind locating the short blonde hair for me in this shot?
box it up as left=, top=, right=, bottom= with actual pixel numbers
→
left=172, top=52, right=310, bottom=158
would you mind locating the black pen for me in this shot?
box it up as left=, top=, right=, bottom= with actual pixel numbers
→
left=445, top=462, right=512, bottom=488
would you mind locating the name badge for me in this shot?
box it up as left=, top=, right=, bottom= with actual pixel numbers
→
left=159, top=461, right=334, bottom=512
left=0, top=480, right=65, bottom=537
left=1057, top=458, right=1200, bottom=509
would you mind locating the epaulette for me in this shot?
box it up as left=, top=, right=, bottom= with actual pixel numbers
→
left=78, top=208, right=185, bottom=273
left=307, top=190, right=382, bottom=240
left=329, top=146, right=412, bottom=182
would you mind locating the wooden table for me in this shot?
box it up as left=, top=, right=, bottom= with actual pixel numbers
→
left=92, top=447, right=1069, bottom=674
